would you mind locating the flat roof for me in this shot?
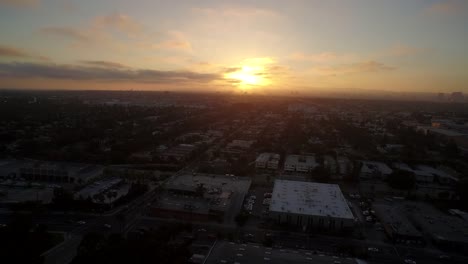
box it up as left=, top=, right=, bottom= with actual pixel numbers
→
left=270, top=180, right=353, bottom=219
left=427, top=127, right=467, bottom=137
left=361, top=161, right=393, bottom=175
left=285, top=155, right=318, bottom=167
left=256, top=153, right=280, bottom=163
left=373, top=203, right=422, bottom=238
left=409, top=203, right=468, bottom=243
left=166, top=173, right=252, bottom=194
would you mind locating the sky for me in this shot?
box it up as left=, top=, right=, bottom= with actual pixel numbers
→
left=0, top=0, right=467, bottom=95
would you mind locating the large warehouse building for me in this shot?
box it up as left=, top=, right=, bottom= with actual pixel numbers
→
left=270, top=180, right=354, bottom=231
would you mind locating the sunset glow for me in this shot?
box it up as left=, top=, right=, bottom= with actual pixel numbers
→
left=225, top=64, right=270, bottom=90
left=0, top=0, right=467, bottom=95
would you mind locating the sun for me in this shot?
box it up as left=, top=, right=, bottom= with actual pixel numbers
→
left=224, top=64, right=269, bottom=89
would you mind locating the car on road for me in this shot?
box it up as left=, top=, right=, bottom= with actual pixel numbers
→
left=438, top=255, right=450, bottom=260
left=77, top=221, right=86, bottom=225
left=104, top=224, right=111, bottom=229
left=368, top=247, right=379, bottom=252
left=404, top=259, right=416, bottom=264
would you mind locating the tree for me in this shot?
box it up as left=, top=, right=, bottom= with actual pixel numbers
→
left=456, top=178, right=468, bottom=208
left=387, top=170, right=415, bottom=190
left=235, top=211, right=249, bottom=227
left=51, top=187, right=74, bottom=210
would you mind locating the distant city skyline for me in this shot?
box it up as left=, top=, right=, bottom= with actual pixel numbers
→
left=0, top=0, right=467, bottom=95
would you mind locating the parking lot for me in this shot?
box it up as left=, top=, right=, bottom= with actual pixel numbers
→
left=242, top=187, right=273, bottom=223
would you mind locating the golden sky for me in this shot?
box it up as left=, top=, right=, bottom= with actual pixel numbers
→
left=0, top=0, right=467, bottom=95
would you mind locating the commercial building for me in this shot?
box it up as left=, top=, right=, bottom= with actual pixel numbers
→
left=324, top=156, right=353, bottom=179
left=222, top=139, right=255, bottom=158
left=391, top=163, right=458, bottom=199
left=255, top=153, right=280, bottom=170
left=283, top=155, right=318, bottom=173
left=157, top=144, right=197, bottom=162
left=269, top=180, right=354, bottom=231
left=151, top=173, right=251, bottom=222
left=408, top=203, right=468, bottom=251
left=373, top=203, right=423, bottom=244
left=359, top=161, right=393, bottom=180
left=0, top=159, right=104, bottom=185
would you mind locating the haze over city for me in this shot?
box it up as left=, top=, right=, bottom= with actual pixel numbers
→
left=1, top=2, right=468, bottom=264
left=0, top=0, right=467, bottom=97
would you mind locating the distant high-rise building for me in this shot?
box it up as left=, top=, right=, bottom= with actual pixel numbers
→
left=450, top=92, right=464, bottom=103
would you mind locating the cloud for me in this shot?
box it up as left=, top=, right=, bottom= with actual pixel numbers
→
left=93, top=13, right=143, bottom=37
left=154, top=40, right=192, bottom=52
left=0, top=44, right=48, bottom=61
left=79, top=60, right=128, bottom=69
left=425, top=0, right=467, bottom=15
left=288, top=52, right=360, bottom=64
left=0, top=0, right=39, bottom=8
left=41, top=27, right=92, bottom=42
left=0, top=62, right=221, bottom=84
left=0, top=45, right=30, bottom=58
left=151, top=31, right=193, bottom=52
left=41, top=13, right=144, bottom=44
left=388, top=44, right=424, bottom=57
left=190, top=6, right=282, bottom=34
left=311, top=61, right=395, bottom=76
left=191, top=7, right=280, bottom=19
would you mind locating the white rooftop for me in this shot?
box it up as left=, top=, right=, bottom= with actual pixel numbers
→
left=270, top=180, right=354, bottom=219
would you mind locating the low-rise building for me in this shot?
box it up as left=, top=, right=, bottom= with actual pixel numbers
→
left=255, top=153, right=280, bottom=170
left=269, top=180, right=354, bottom=231
left=359, top=161, right=393, bottom=180
left=284, top=155, right=318, bottom=173
left=409, top=203, right=468, bottom=251
left=0, top=159, right=104, bottom=185
left=373, top=203, right=424, bottom=244
left=157, top=144, right=197, bottom=162
left=152, top=173, right=251, bottom=222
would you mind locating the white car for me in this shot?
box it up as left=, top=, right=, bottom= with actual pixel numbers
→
left=404, top=259, right=416, bottom=264
left=368, top=247, right=379, bottom=252
left=77, top=221, right=86, bottom=225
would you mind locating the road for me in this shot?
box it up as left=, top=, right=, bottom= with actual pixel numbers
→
left=129, top=216, right=468, bottom=264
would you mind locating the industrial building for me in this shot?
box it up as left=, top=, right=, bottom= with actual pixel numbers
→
left=269, top=180, right=354, bottom=231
